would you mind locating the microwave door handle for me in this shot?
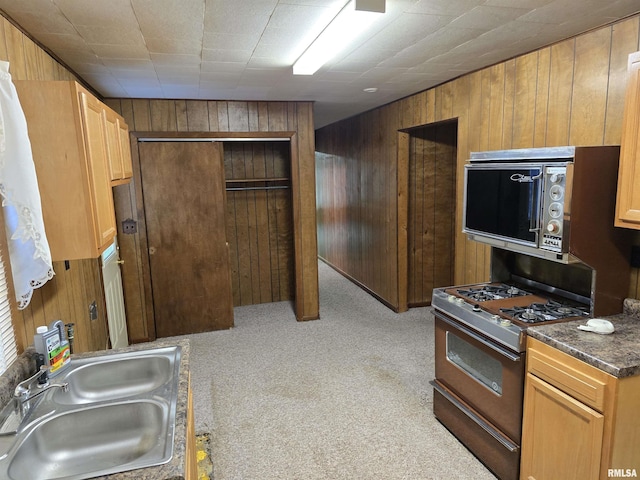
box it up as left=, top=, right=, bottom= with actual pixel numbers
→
left=528, top=173, right=543, bottom=234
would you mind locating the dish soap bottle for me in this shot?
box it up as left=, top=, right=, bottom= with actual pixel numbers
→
left=33, top=320, right=71, bottom=377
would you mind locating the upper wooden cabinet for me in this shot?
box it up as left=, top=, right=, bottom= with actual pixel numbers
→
left=103, top=108, right=133, bottom=185
left=615, top=54, right=640, bottom=229
left=14, top=80, right=118, bottom=260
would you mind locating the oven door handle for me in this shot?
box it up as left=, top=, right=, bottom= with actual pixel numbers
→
left=436, top=312, right=522, bottom=362
left=431, top=381, right=520, bottom=453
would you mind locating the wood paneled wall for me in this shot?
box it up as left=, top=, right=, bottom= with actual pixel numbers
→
left=103, top=100, right=318, bottom=341
left=316, top=15, right=640, bottom=309
left=224, top=142, right=294, bottom=306
left=0, top=16, right=109, bottom=354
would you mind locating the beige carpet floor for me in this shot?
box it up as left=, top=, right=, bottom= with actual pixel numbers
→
left=183, top=261, right=497, bottom=479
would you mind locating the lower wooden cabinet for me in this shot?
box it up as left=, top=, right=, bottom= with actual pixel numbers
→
left=521, top=338, right=640, bottom=480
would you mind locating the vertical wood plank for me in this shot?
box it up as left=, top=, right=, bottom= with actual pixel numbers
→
left=569, top=27, right=612, bottom=145
left=547, top=39, right=575, bottom=146
left=534, top=48, right=551, bottom=147
left=512, top=52, right=539, bottom=148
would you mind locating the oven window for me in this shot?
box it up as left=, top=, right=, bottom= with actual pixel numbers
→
left=446, top=331, right=503, bottom=395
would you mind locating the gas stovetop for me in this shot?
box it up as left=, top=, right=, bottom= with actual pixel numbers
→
left=432, top=282, right=590, bottom=353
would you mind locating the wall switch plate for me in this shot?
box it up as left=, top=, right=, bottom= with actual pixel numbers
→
left=122, top=218, right=137, bottom=234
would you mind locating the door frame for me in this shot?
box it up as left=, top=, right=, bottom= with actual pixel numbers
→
left=128, top=131, right=304, bottom=340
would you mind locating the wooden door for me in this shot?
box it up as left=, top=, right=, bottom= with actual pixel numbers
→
left=101, top=239, right=129, bottom=348
left=139, top=141, right=234, bottom=337
left=520, top=373, right=604, bottom=480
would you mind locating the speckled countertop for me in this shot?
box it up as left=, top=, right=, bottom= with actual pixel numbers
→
left=527, top=298, right=640, bottom=378
left=0, top=338, right=191, bottom=480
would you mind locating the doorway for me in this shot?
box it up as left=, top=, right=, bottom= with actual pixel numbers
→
left=406, top=120, right=457, bottom=307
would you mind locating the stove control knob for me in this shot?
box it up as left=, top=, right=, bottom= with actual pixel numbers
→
left=447, top=295, right=456, bottom=302
left=491, top=315, right=501, bottom=323
left=455, top=297, right=465, bottom=304
left=550, top=173, right=564, bottom=183
left=500, top=319, right=512, bottom=327
left=546, top=220, right=561, bottom=234
left=472, top=304, right=481, bottom=312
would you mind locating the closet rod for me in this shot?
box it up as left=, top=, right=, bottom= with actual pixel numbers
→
left=226, top=185, right=290, bottom=191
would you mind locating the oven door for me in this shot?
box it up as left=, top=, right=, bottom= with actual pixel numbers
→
left=434, top=310, right=525, bottom=442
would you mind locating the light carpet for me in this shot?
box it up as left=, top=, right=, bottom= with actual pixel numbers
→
left=181, top=261, right=496, bottom=479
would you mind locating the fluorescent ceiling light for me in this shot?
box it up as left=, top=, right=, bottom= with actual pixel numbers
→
left=292, top=0, right=384, bottom=76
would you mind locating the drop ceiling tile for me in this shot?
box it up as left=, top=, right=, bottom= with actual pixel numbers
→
left=144, top=35, right=203, bottom=55
left=203, top=49, right=252, bottom=63
left=204, top=13, right=271, bottom=35
left=55, top=0, right=139, bottom=28
left=150, top=54, right=202, bottom=66
left=517, top=0, right=608, bottom=24
left=408, top=0, right=484, bottom=16
left=484, top=0, right=554, bottom=7
left=162, top=84, right=201, bottom=98
left=2, top=10, right=77, bottom=35
left=123, top=85, right=165, bottom=97
left=450, top=5, right=532, bottom=30
left=33, top=32, right=88, bottom=51
left=203, top=32, right=262, bottom=51
left=88, top=44, right=150, bottom=60
left=201, top=61, right=246, bottom=74
left=75, top=25, right=145, bottom=46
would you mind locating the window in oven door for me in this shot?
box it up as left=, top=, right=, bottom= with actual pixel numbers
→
left=446, top=331, right=503, bottom=395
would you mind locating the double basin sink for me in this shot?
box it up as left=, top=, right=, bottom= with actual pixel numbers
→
left=0, top=345, right=182, bottom=480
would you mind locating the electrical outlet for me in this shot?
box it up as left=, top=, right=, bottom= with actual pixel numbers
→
left=631, top=246, right=640, bottom=268
left=122, top=218, right=137, bottom=234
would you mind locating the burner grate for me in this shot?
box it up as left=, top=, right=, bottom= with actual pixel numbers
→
left=456, top=284, right=531, bottom=302
left=500, top=300, right=589, bottom=323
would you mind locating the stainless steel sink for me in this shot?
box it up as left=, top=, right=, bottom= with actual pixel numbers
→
left=7, top=400, right=172, bottom=480
left=52, top=347, right=177, bottom=405
left=0, top=345, right=182, bottom=480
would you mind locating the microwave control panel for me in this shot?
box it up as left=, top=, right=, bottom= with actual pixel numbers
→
left=541, top=165, right=567, bottom=252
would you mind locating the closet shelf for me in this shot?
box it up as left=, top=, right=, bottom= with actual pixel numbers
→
left=225, top=177, right=290, bottom=191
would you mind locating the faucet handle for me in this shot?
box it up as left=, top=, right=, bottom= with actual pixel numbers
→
left=14, top=365, right=49, bottom=398
left=35, top=354, right=48, bottom=385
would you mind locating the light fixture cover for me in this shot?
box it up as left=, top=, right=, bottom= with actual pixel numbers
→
left=355, top=0, right=385, bottom=13
left=292, top=0, right=384, bottom=75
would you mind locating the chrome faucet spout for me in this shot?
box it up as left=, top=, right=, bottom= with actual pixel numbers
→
left=13, top=366, right=69, bottom=422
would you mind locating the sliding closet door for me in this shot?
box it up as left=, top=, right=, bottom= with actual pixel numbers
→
left=138, top=141, right=233, bottom=336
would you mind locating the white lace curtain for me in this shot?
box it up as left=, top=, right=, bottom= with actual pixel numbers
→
left=0, top=60, right=54, bottom=309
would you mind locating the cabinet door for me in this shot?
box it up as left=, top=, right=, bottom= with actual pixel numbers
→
left=117, top=118, right=133, bottom=179
left=615, top=68, right=640, bottom=228
left=520, top=373, right=604, bottom=480
left=103, top=109, right=124, bottom=181
left=79, top=92, right=117, bottom=250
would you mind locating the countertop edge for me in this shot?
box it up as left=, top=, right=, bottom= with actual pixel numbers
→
left=527, top=300, right=640, bottom=379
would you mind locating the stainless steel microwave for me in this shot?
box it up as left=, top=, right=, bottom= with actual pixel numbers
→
left=461, top=146, right=604, bottom=263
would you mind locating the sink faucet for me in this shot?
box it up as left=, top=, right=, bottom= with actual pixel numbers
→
left=13, top=366, right=69, bottom=420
